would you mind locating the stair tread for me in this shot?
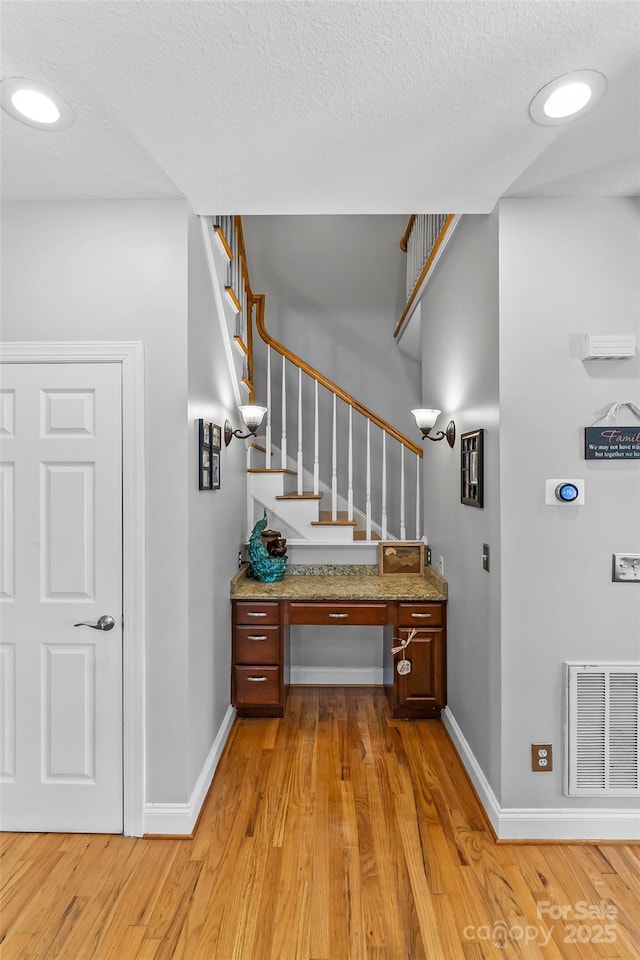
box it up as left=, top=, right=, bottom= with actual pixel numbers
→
left=247, top=468, right=297, bottom=475
left=275, top=493, right=323, bottom=500
left=311, top=519, right=358, bottom=527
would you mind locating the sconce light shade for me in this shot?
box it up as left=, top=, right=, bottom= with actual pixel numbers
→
left=238, top=405, right=267, bottom=432
left=411, top=409, right=441, bottom=432
left=411, top=408, right=455, bottom=447
left=224, top=404, right=268, bottom=445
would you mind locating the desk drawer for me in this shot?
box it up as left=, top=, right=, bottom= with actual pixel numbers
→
left=397, top=602, right=444, bottom=627
left=233, top=666, right=281, bottom=705
left=234, top=625, right=280, bottom=664
left=234, top=600, right=280, bottom=625
left=288, top=602, right=388, bottom=626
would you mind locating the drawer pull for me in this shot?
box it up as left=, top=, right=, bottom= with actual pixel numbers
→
left=329, top=612, right=349, bottom=619
left=246, top=611, right=268, bottom=617
left=411, top=612, right=432, bottom=618
left=247, top=635, right=268, bottom=641
left=247, top=676, right=268, bottom=682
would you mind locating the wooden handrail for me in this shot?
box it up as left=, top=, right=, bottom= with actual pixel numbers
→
left=394, top=214, right=455, bottom=339
left=253, top=294, right=423, bottom=457
left=399, top=215, right=416, bottom=253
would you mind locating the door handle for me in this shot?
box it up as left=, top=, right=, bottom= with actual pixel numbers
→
left=74, top=615, right=116, bottom=631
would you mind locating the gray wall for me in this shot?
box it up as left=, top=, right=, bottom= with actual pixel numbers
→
left=419, top=199, right=640, bottom=812
left=1, top=201, right=247, bottom=804
left=187, top=213, right=247, bottom=794
left=498, top=197, right=640, bottom=808
left=418, top=211, right=502, bottom=794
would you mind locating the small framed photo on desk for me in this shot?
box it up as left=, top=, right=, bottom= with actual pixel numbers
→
left=378, top=542, right=425, bottom=577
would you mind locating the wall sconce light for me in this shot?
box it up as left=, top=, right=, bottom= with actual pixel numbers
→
left=411, top=409, right=456, bottom=447
left=224, top=404, right=267, bottom=445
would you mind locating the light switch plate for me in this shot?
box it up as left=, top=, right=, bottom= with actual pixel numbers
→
left=612, top=554, right=640, bottom=582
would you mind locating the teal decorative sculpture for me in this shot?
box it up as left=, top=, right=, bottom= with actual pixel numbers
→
left=248, top=515, right=288, bottom=582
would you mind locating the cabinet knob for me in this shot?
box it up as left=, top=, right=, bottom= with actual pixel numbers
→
left=411, top=612, right=432, bottom=618
left=247, top=676, right=268, bottom=682
left=247, top=611, right=267, bottom=617
left=329, top=612, right=349, bottom=619
left=247, top=635, right=268, bottom=641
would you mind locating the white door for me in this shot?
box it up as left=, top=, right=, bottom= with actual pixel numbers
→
left=0, top=361, right=123, bottom=832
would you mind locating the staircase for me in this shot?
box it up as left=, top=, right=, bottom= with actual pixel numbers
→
left=247, top=443, right=380, bottom=544
left=204, top=215, right=426, bottom=552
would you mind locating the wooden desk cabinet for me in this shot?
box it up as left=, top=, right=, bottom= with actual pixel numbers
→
left=232, top=596, right=446, bottom=720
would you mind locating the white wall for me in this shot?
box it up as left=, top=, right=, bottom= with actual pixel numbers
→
left=187, top=212, right=247, bottom=794
left=499, top=198, right=640, bottom=809
left=1, top=200, right=191, bottom=802
left=418, top=211, right=502, bottom=794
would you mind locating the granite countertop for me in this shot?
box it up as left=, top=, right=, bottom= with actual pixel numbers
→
left=230, top=563, right=448, bottom=601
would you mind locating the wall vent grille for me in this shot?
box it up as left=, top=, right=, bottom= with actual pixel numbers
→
left=566, top=663, right=640, bottom=796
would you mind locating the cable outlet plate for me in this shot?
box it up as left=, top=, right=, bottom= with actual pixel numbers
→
left=532, top=744, right=553, bottom=772
left=612, top=554, right=640, bottom=582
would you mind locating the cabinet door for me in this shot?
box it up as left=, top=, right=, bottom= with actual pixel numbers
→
left=395, top=628, right=445, bottom=708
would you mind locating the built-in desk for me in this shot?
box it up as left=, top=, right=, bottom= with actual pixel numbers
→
left=230, top=564, right=448, bottom=719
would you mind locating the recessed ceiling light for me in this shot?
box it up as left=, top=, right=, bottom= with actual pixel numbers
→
left=529, top=70, right=607, bottom=126
left=1, top=77, right=74, bottom=131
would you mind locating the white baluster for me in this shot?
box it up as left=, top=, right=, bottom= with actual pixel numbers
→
left=415, top=453, right=421, bottom=540
left=400, top=444, right=406, bottom=540
left=347, top=406, right=353, bottom=522
left=331, top=393, right=337, bottom=521
left=313, top=380, right=319, bottom=495
left=381, top=431, right=388, bottom=541
left=246, top=442, right=253, bottom=539
left=281, top=355, right=287, bottom=468
left=297, top=367, right=303, bottom=495
left=265, top=346, right=272, bottom=468
left=365, top=418, right=372, bottom=540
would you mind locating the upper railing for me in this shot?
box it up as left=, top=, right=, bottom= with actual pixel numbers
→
left=395, top=213, right=460, bottom=341
left=210, top=215, right=424, bottom=540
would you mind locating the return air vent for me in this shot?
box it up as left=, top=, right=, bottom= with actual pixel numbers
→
left=565, top=663, right=640, bottom=796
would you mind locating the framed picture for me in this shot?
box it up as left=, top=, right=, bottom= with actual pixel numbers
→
left=461, top=429, right=484, bottom=507
left=211, top=450, right=221, bottom=490
left=198, top=419, right=215, bottom=490
left=378, top=542, right=425, bottom=577
left=211, top=423, right=222, bottom=450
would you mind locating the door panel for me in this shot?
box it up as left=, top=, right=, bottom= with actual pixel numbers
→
left=0, top=362, right=123, bottom=832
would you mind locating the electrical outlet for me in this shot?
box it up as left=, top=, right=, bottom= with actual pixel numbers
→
left=425, top=546, right=432, bottom=566
left=612, top=554, right=640, bottom=582
left=437, top=555, right=444, bottom=576
left=531, top=744, right=553, bottom=772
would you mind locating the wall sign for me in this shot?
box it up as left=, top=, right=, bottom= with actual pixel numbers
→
left=584, top=427, right=640, bottom=460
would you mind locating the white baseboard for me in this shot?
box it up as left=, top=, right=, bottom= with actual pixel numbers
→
left=291, top=666, right=383, bottom=685
left=442, top=707, right=640, bottom=841
left=441, top=706, right=502, bottom=834
left=143, top=705, right=236, bottom=835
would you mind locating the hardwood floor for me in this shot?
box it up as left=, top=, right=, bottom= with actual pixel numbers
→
left=1, top=687, right=639, bottom=959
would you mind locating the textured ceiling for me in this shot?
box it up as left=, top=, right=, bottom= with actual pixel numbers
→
left=1, top=1, right=639, bottom=212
